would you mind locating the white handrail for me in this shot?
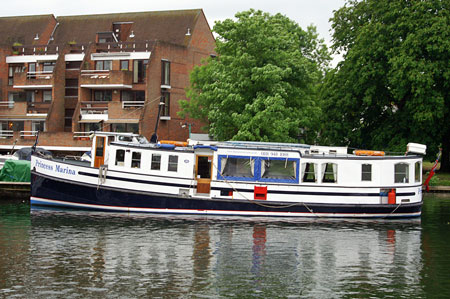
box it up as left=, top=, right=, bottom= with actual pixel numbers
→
left=20, top=130, right=38, bottom=137
left=0, top=101, right=14, bottom=108
left=122, top=101, right=145, bottom=108
left=0, top=130, right=14, bottom=138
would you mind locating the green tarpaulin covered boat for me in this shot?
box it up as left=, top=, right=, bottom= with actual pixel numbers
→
left=0, top=160, right=31, bottom=182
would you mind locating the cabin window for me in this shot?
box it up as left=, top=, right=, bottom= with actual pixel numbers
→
left=261, top=158, right=297, bottom=181
left=151, top=154, right=161, bottom=170
left=415, top=162, right=421, bottom=183
left=115, top=149, right=125, bottom=166
left=302, top=163, right=317, bottom=183
left=131, top=152, right=141, bottom=168
left=362, top=164, right=372, bottom=181
left=322, top=163, right=337, bottom=183
left=395, top=163, right=409, bottom=183
left=168, top=155, right=178, bottom=172
left=220, top=157, right=254, bottom=178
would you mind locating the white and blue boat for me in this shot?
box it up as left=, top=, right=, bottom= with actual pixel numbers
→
left=30, top=132, right=426, bottom=218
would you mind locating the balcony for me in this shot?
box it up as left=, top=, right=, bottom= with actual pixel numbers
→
left=79, top=101, right=109, bottom=122
left=13, top=72, right=54, bottom=89
left=27, top=102, right=50, bottom=117
left=80, top=70, right=132, bottom=89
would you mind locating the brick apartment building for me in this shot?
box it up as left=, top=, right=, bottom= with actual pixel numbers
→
left=0, top=9, right=215, bottom=152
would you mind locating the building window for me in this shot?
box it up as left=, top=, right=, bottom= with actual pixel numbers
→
left=66, top=61, right=82, bottom=70
left=133, top=60, right=148, bottom=83
left=168, top=155, right=178, bottom=172
left=111, top=123, right=139, bottom=134
left=43, top=62, right=55, bottom=73
left=161, top=92, right=170, bottom=117
left=8, top=65, right=24, bottom=85
left=121, top=90, right=145, bottom=102
left=95, top=60, right=112, bottom=71
left=94, top=90, right=112, bottom=101
left=362, top=164, right=372, bottom=181
left=115, top=149, right=125, bottom=166
left=83, top=122, right=101, bottom=132
left=131, top=152, right=141, bottom=168
left=32, top=121, right=45, bottom=132
left=395, top=163, right=409, bottom=183
left=120, top=60, right=129, bottom=70
left=151, top=154, right=161, bottom=170
left=322, top=163, right=337, bottom=183
left=302, top=163, right=317, bottom=183
left=43, top=90, right=52, bottom=102
left=3, top=121, right=24, bottom=132
left=161, top=60, right=170, bottom=86
left=415, top=162, right=421, bottom=183
left=28, top=63, right=36, bottom=79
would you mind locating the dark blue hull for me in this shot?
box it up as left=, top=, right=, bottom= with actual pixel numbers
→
left=31, top=172, right=422, bottom=218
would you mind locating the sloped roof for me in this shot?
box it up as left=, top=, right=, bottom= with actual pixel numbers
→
left=53, top=9, right=202, bottom=46
left=0, top=14, right=55, bottom=46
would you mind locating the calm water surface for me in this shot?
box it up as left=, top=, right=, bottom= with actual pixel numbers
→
left=1, top=194, right=450, bottom=298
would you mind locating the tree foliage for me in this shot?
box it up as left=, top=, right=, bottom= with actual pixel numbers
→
left=180, top=9, right=330, bottom=142
left=321, top=0, right=450, bottom=170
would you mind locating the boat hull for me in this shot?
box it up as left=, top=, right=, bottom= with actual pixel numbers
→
left=31, top=171, right=422, bottom=218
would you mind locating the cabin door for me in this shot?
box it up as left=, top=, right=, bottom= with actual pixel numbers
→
left=195, top=155, right=213, bottom=194
left=93, top=136, right=106, bottom=168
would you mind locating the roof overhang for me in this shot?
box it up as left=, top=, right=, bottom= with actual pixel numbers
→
left=91, top=52, right=151, bottom=61
left=13, top=85, right=53, bottom=89
left=78, top=119, right=103, bottom=123
left=65, top=54, right=85, bottom=61
left=105, top=119, right=139, bottom=124
left=6, top=55, right=58, bottom=64
left=80, top=84, right=132, bottom=89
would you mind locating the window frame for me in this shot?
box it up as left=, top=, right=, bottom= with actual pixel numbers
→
left=131, top=151, right=141, bottom=168
left=361, top=164, right=372, bottom=182
left=151, top=153, right=161, bottom=170
left=394, top=163, right=410, bottom=183
left=217, top=155, right=299, bottom=183
left=43, top=90, right=52, bottom=102
left=168, top=155, right=178, bottom=172
left=302, top=162, right=317, bottom=183
left=322, top=163, right=338, bottom=183
left=115, top=149, right=125, bottom=166
left=415, top=161, right=421, bottom=183
left=161, top=60, right=170, bottom=86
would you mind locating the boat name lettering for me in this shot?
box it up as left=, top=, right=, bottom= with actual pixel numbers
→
left=35, top=160, right=54, bottom=171
left=55, top=164, right=76, bottom=175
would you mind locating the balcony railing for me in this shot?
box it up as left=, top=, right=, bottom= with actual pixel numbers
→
left=12, top=44, right=59, bottom=55
left=20, top=131, right=38, bottom=137
left=0, top=130, right=14, bottom=138
left=13, top=71, right=54, bottom=88
left=122, top=101, right=145, bottom=108
left=95, top=41, right=155, bottom=53
left=0, top=101, right=14, bottom=108
left=80, top=70, right=132, bottom=88
left=73, top=131, right=93, bottom=140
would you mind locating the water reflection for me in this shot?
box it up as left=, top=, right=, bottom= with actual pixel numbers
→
left=2, top=200, right=448, bottom=298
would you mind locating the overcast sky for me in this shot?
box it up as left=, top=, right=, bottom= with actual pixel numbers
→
left=2, top=0, right=346, bottom=63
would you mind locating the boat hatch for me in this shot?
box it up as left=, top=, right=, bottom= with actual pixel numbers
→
left=195, top=155, right=213, bottom=194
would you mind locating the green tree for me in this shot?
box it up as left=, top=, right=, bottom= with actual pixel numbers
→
left=321, top=0, right=450, bottom=171
left=179, top=9, right=330, bottom=143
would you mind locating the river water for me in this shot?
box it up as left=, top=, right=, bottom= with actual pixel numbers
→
left=1, top=194, right=450, bottom=298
